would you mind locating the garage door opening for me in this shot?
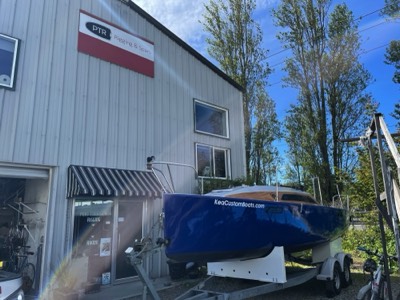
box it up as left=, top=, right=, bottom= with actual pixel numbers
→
left=0, top=167, right=50, bottom=295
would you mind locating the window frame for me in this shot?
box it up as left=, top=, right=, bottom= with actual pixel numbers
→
left=194, top=99, right=229, bottom=139
left=195, top=143, right=231, bottom=179
left=0, top=33, right=20, bottom=90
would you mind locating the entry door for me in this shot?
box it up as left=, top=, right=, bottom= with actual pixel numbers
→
left=72, top=200, right=114, bottom=286
left=115, top=200, right=143, bottom=280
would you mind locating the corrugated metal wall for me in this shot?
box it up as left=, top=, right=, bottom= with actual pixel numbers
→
left=0, top=0, right=245, bottom=288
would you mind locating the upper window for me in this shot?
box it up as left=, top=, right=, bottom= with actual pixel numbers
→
left=194, top=99, right=229, bottom=138
left=196, top=143, right=230, bottom=179
left=0, top=34, right=19, bottom=90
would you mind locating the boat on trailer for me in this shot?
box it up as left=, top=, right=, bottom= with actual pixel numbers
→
left=163, top=185, right=349, bottom=263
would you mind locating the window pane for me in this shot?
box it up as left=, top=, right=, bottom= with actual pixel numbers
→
left=214, top=149, right=226, bottom=178
left=197, top=145, right=212, bottom=177
left=195, top=101, right=227, bottom=137
left=0, top=34, right=18, bottom=89
left=72, top=200, right=113, bottom=288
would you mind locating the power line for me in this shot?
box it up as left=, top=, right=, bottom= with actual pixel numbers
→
left=359, top=43, right=389, bottom=56
left=265, top=4, right=391, bottom=61
left=264, top=4, right=396, bottom=87
left=358, top=20, right=389, bottom=33
left=267, top=43, right=391, bottom=87
left=267, top=48, right=289, bottom=59
left=268, top=81, right=283, bottom=87
left=355, top=8, right=383, bottom=21
left=270, top=61, right=285, bottom=68
left=267, top=18, right=392, bottom=70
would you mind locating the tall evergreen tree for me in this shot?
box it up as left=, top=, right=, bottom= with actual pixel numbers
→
left=273, top=1, right=373, bottom=200
left=201, top=0, right=275, bottom=178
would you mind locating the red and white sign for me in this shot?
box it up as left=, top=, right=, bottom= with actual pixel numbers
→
left=78, top=10, right=154, bottom=77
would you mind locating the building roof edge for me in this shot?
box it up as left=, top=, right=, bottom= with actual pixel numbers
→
left=125, top=1, right=243, bottom=92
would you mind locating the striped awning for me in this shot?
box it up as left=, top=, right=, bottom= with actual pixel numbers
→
left=67, top=165, right=163, bottom=198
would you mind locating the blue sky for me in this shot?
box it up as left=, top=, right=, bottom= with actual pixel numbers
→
left=134, top=0, right=399, bottom=133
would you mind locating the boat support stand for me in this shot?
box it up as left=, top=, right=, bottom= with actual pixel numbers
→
left=175, top=242, right=351, bottom=300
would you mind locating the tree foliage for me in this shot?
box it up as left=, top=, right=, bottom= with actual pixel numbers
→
left=273, top=0, right=374, bottom=200
left=381, top=0, right=400, bottom=18
left=342, top=140, right=399, bottom=258
left=283, top=104, right=311, bottom=188
left=385, top=41, right=400, bottom=84
left=349, top=147, right=380, bottom=211
left=390, top=101, right=400, bottom=131
left=201, top=0, right=277, bottom=179
left=251, top=86, right=281, bottom=184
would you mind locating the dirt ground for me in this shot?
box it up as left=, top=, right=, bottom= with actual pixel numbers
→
left=128, top=265, right=400, bottom=300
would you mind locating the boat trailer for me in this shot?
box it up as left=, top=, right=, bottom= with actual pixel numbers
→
left=126, top=239, right=351, bottom=299
left=174, top=267, right=319, bottom=300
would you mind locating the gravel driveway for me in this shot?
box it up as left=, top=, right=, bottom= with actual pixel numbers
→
left=129, top=265, right=400, bottom=300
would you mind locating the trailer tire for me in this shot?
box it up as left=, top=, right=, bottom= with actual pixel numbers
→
left=340, top=257, right=352, bottom=288
left=325, top=262, right=341, bottom=298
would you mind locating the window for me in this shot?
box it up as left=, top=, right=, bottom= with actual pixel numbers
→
left=194, top=99, right=229, bottom=138
left=281, top=194, right=318, bottom=204
left=196, top=144, right=230, bottom=178
left=0, top=34, right=19, bottom=90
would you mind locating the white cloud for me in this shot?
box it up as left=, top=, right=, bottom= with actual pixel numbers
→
left=256, top=0, right=279, bottom=10
left=134, top=0, right=207, bottom=46
left=133, top=0, right=280, bottom=58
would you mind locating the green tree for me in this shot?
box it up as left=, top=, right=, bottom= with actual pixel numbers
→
left=390, top=101, right=400, bottom=131
left=273, top=1, right=373, bottom=200
left=283, top=104, right=309, bottom=188
left=385, top=41, right=400, bottom=84
left=251, top=85, right=281, bottom=184
left=381, top=0, right=400, bottom=18
left=349, top=148, right=379, bottom=211
left=201, top=0, right=274, bottom=178
left=382, top=1, right=400, bottom=133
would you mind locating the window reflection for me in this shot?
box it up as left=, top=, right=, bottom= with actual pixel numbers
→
left=72, top=200, right=113, bottom=287
left=194, top=100, right=228, bottom=138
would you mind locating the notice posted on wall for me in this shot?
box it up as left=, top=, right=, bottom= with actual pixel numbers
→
left=102, top=272, right=111, bottom=285
left=100, top=237, right=111, bottom=257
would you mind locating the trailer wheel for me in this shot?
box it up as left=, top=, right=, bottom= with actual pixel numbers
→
left=340, top=257, right=352, bottom=288
left=325, top=262, right=341, bottom=298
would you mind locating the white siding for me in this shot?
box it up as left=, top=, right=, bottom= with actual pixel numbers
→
left=0, top=0, right=245, bottom=288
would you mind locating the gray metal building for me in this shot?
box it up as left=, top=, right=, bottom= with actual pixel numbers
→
left=0, top=0, right=245, bottom=297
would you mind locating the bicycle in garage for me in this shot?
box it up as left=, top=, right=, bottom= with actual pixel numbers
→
left=3, top=223, right=36, bottom=294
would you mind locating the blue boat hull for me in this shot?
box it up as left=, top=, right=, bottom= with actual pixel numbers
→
left=163, top=193, right=349, bottom=263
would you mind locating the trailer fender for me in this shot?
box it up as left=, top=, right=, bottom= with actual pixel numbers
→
left=334, top=252, right=353, bottom=272
left=316, top=257, right=339, bottom=281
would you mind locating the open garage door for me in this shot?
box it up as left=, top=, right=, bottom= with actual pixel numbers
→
left=0, top=163, right=50, bottom=295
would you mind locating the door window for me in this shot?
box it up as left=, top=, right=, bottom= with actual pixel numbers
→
left=72, top=200, right=113, bottom=286
left=115, top=201, right=143, bottom=280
